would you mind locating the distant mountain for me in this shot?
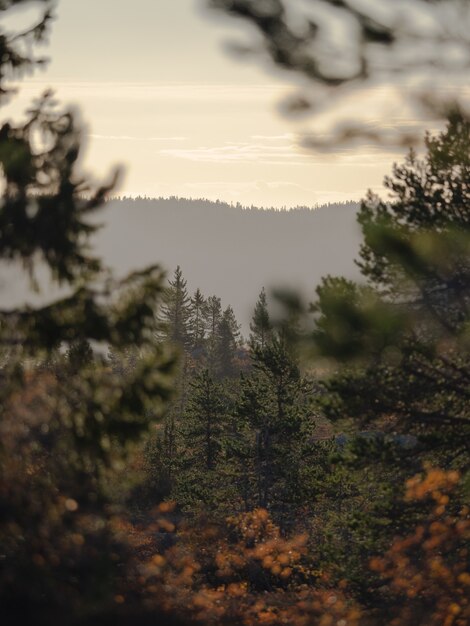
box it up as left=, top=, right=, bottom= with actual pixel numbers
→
left=96, top=197, right=363, bottom=330
left=0, top=197, right=363, bottom=332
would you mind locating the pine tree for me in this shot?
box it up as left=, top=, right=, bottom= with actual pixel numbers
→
left=107, top=345, right=140, bottom=376
left=185, top=369, right=225, bottom=471
left=188, top=288, right=207, bottom=355
left=224, top=305, right=242, bottom=347
left=204, top=295, right=223, bottom=372
left=147, top=365, right=191, bottom=497
left=205, top=295, right=223, bottom=339
left=215, top=306, right=242, bottom=379
left=170, top=369, right=230, bottom=512
left=249, top=287, right=272, bottom=349
left=236, top=336, right=312, bottom=516
left=159, top=265, right=191, bottom=349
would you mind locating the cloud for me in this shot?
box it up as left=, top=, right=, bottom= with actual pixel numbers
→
left=13, top=81, right=288, bottom=104
left=159, top=138, right=399, bottom=167
left=89, top=134, right=186, bottom=141
left=160, top=141, right=314, bottom=165
left=182, top=180, right=316, bottom=193
left=250, top=133, right=296, bottom=141
left=264, top=181, right=313, bottom=190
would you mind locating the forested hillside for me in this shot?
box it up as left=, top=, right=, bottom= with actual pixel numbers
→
left=0, top=197, right=361, bottom=330
left=96, top=198, right=361, bottom=329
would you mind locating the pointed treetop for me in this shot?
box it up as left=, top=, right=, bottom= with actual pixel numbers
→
left=250, top=287, right=272, bottom=350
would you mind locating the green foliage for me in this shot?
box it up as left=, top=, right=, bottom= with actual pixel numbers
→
left=205, top=294, right=222, bottom=338
left=359, top=112, right=470, bottom=287
left=215, top=305, right=242, bottom=379
left=204, top=294, right=223, bottom=371
left=312, top=276, right=407, bottom=361
left=237, top=337, right=314, bottom=516
left=183, top=368, right=227, bottom=471
left=188, top=288, right=207, bottom=353
left=310, top=117, right=470, bottom=456
left=146, top=313, right=320, bottom=525
left=158, top=265, right=192, bottom=348
left=157, top=268, right=244, bottom=379
left=307, top=439, right=432, bottom=601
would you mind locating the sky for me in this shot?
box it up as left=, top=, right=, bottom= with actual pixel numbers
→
left=2, top=0, right=431, bottom=208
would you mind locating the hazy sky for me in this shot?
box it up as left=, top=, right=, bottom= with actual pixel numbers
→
left=3, top=0, right=420, bottom=207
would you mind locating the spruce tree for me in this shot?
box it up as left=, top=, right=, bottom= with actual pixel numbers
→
left=159, top=265, right=191, bottom=349
left=185, top=369, right=225, bottom=471
left=216, top=306, right=242, bottom=379
left=224, top=304, right=242, bottom=346
left=205, top=295, right=223, bottom=339
left=204, top=295, right=223, bottom=372
left=188, top=288, right=207, bottom=355
left=237, top=336, right=312, bottom=516
left=171, top=369, right=230, bottom=512
left=65, top=338, right=94, bottom=373
left=249, top=287, right=272, bottom=349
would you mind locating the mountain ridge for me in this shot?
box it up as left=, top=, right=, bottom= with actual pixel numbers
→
left=96, top=197, right=363, bottom=330
left=0, top=197, right=363, bottom=332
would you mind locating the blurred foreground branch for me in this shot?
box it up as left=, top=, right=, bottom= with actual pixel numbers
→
left=209, top=0, right=470, bottom=148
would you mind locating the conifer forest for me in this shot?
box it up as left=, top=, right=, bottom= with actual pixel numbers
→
left=1, top=2, right=469, bottom=626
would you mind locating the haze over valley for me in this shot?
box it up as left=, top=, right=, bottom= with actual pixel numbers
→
left=1, top=197, right=362, bottom=330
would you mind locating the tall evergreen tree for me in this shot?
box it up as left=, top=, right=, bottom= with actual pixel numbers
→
left=216, top=306, right=242, bottom=379
left=159, top=266, right=191, bottom=349
left=237, top=337, right=312, bottom=515
left=249, top=287, right=272, bottom=349
left=204, top=295, right=223, bottom=372
left=169, top=369, right=231, bottom=512
left=205, top=295, right=223, bottom=339
left=224, top=304, right=242, bottom=347
left=188, top=288, right=207, bottom=355
left=184, top=369, right=225, bottom=471
left=146, top=353, right=193, bottom=499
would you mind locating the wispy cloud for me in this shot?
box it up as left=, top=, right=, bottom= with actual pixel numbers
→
left=14, top=81, right=288, bottom=103
left=250, top=133, right=296, bottom=141
left=181, top=180, right=316, bottom=193
left=89, top=134, right=186, bottom=141
left=160, top=141, right=313, bottom=166
left=159, top=139, right=397, bottom=167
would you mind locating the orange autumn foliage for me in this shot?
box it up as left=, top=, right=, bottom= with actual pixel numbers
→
left=119, top=468, right=470, bottom=626
left=370, top=467, right=470, bottom=626
left=127, top=507, right=362, bottom=626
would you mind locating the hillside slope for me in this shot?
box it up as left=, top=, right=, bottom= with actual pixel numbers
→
left=97, top=197, right=362, bottom=328
left=0, top=197, right=362, bottom=331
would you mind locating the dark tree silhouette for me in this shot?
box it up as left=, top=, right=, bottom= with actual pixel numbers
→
left=250, top=287, right=272, bottom=349
left=0, top=2, right=178, bottom=622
